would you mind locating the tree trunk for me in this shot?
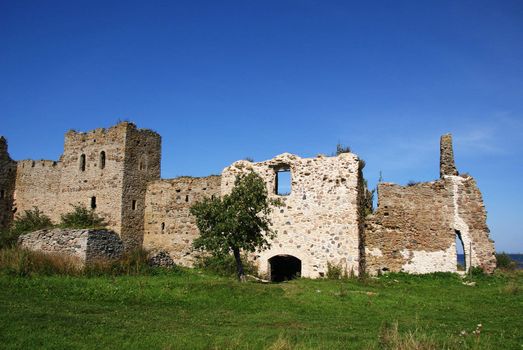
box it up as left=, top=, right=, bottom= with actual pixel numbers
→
left=232, top=247, right=246, bottom=282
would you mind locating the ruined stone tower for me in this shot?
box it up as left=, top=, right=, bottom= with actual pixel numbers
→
left=58, top=122, right=161, bottom=249
left=1, top=122, right=161, bottom=249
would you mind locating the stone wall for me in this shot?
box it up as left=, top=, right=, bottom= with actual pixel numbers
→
left=452, top=175, right=496, bottom=272
left=143, top=175, right=221, bottom=266
left=0, top=137, right=17, bottom=229
left=18, top=228, right=124, bottom=265
left=1, top=122, right=161, bottom=251
left=58, top=123, right=132, bottom=236
left=364, top=134, right=496, bottom=275
left=365, top=180, right=457, bottom=274
left=221, top=153, right=361, bottom=278
left=120, top=124, right=162, bottom=250
left=14, top=160, right=62, bottom=222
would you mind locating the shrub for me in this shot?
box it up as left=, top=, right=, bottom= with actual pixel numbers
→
left=335, top=143, right=351, bottom=155
left=326, top=261, right=344, bottom=279
left=60, top=204, right=107, bottom=229
left=496, top=252, right=517, bottom=271
left=194, top=253, right=257, bottom=278
left=11, top=207, right=53, bottom=234
left=0, top=207, right=53, bottom=249
left=469, top=266, right=485, bottom=277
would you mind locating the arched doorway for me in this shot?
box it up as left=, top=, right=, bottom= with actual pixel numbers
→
left=269, top=255, right=301, bottom=282
left=455, top=230, right=466, bottom=271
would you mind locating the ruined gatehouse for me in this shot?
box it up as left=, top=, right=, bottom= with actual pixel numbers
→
left=0, top=122, right=496, bottom=278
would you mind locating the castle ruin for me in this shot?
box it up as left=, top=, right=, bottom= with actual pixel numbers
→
left=0, top=122, right=496, bottom=278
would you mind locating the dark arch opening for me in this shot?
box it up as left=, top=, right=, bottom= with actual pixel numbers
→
left=269, top=255, right=301, bottom=282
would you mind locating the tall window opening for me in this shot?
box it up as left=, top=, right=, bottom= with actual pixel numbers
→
left=80, top=154, right=86, bottom=172
left=90, top=196, right=97, bottom=209
left=185, top=195, right=189, bottom=203
left=139, top=155, right=148, bottom=170
left=275, top=167, right=291, bottom=196
left=99, top=151, right=106, bottom=169
left=455, top=230, right=466, bottom=271
left=161, top=222, right=165, bottom=233
left=132, top=200, right=137, bottom=210
left=0, top=189, right=5, bottom=199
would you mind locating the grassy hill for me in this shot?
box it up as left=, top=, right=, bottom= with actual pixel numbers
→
left=0, top=267, right=521, bottom=349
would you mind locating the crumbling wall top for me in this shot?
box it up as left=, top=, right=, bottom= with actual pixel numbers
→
left=440, top=133, right=459, bottom=178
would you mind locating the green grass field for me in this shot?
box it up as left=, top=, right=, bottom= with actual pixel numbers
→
left=0, top=270, right=521, bottom=349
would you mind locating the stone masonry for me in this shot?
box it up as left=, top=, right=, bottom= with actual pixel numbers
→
left=0, top=123, right=496, bottom=276
left=143, top=175, right=221, bottom=265
left=0, top=137, right=16, bottom=229
left=18, top=228, right=124, bottom=266
left=2, top=122, right=160, bottom=251
left=364, top=135, right=496, bottom=275
left=221, top=153, right=362, bottom=278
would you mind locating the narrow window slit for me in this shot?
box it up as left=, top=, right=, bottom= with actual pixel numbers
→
left=80, top=154, right=86, bottom=171
left=100, top=151, right=106, bottom=169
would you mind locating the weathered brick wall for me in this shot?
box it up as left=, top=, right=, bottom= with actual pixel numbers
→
left=143, top=175, right=221, bottom=266
left=364, top=134, right=495, bottom=275
left=57, top=123, right=129, bottom=233
left=0, top=137, right=17, bottom=229
left=14, top=160, right=62, bottom=222
left=365, top=180, right=457, bottom=274
left=221, top=153, right=361, bottom=278
left=365, top=177, right=495, bottom=275
left=120, top=125, right=161, bottom=250
left=18, top=228, right=124, bottom=265
left=2, top=122, right=161, bottom=251
left=453, top=175, right=496, bottom=272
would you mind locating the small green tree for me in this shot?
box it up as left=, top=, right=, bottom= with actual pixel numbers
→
left=190, top=171, right=281, bottom=281
left=60, top=204, right=106, bottom=229
left=0, top=207, right=53, bottom=248
left=11, top=207, right=53, bottom=235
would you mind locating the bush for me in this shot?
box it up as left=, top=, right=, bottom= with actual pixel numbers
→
left=0, top=207, right=53, bottom=249
left=496, top=252, right=517, bottom=271
left=194, top=253, right=257, bottom=277
left=469, top=266, right=485, bottom=277
left=326, top=261, right=343, bottom=279
left=60, top=204, right=107, bottom=229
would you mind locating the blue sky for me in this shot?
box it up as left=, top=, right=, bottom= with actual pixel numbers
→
left=1, top=1, right=522, bottom=252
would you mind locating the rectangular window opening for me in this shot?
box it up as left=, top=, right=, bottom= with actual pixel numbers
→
left=132, top=200, right=137, bottom=210
left=0, top=189, right=5, bottom=199
left=90, top=196, right=97, bottom=209
left=276, top=169, right=291, bottom=196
